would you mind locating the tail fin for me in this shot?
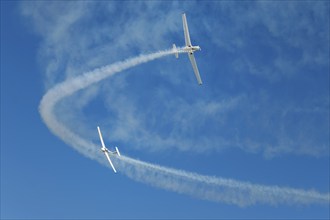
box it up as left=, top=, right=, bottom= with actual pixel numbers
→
left=115, top=147, right=121, bottom=156
left=173, top=44, right=179, bottom=58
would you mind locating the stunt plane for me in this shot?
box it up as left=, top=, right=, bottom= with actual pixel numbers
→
left=173, top=13, right=202, bottom=85
left=97, top=126, right=121, bottom=173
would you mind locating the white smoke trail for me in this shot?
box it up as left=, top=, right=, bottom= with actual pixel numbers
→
left=39, top=49, right=177, bottom=159
left=39, top=49, right=330, bottom=207
left=114, top=156, right=329, bottom=207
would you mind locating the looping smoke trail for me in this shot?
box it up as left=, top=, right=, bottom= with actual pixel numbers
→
left=39, top=49, right=176, bottom=159
left=39, top=49, right=330, bottom=207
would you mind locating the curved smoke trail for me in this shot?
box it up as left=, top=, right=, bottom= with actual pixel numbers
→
left=39, top=49, right=177, bottom=159
left=39, top=49, right=329, bottom=207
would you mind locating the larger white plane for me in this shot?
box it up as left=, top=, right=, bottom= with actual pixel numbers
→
left=173, top=13, right=202, bottom=85
left=97, top=126, right=121, bottom=173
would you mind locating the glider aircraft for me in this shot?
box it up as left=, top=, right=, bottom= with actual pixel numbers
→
left=97, top=126, right=121, bottom=173
left=173, top=13, right=203, bottom=85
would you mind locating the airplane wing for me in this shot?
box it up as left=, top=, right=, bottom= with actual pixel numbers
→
left=188, top=53, right=203, bottom=85
left=104, top=151, right=117, bottom=173
left=182, top=13, right=192, bottom=47
left=97, top=126, right=106, bottom=149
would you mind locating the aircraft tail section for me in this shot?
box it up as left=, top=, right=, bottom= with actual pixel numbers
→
left=173, top=44, right=179, bottom=58
left=115, top=147, right=121, bottom=156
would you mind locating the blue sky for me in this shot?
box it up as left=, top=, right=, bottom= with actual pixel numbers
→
left=1, top=1, right=329, bottom=219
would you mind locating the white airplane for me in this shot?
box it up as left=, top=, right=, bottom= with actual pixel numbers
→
left=97, top=126, right=121, bottom=173
left=173, top=13, right=202, bottom=85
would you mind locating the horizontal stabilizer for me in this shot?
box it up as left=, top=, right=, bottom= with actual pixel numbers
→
left=173, top=44, right=179, bottom=58
left=115, top=147, right=121, bottom=156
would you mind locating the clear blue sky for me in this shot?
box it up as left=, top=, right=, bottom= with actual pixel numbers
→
left=1, top=1, right=329, bottom=219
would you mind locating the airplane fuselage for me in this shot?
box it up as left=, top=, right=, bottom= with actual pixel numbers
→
left=182, top=45, right=201, bottom=54
left=101, top=146, right=118, bottom=155
left=101, top=147, right=109, bottom=153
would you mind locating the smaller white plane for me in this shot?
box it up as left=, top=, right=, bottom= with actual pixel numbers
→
left=173, top=13, right=202, bottom=85
left=97, top=126, right=121, bottom=173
